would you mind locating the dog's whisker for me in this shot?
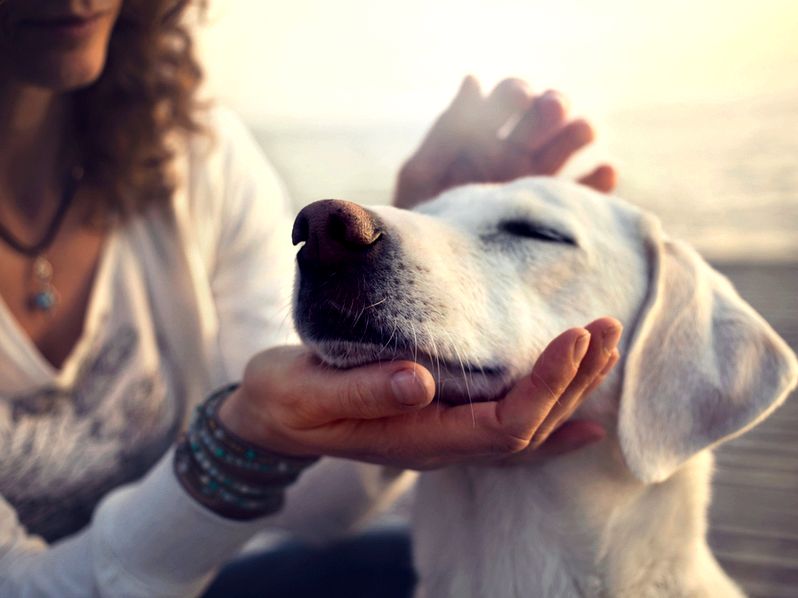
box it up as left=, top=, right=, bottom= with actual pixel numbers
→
left=358, top=296, right=388, bottom=312
left=273, top=299, right=295, bottom=335
left=423, top=322, right=444, bottom=411
left=351, top=275, right=368, bottom=327
left=410, top=322, right=419, bottom=368
left=377, top=322, right=398, bottom=357
left=357, top=314, right=372, bottom=346
left=440, top=329, right=475, bottom=426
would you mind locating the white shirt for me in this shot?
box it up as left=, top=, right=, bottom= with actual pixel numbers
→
left=0, top=108, right=411, bottom=597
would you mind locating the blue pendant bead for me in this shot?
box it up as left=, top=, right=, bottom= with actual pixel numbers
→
left=30, top=290, right=57, bottom=312
left=0, top=168, right=81, bottom=307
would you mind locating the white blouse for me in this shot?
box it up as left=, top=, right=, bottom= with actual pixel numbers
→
left=0, top=108, right=412, bottom=597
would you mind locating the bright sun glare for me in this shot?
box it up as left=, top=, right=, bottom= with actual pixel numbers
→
left=198, top=0, right=798, bottom=125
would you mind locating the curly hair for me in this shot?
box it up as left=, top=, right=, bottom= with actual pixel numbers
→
left=74, top=0, right=207, bottom=220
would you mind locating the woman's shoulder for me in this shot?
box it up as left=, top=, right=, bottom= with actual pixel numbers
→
left=185, top=105, right=287, bottom=199
left=174, top=105, right=292, bottom=250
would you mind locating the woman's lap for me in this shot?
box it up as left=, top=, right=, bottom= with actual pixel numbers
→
left=203, top=528, right=417, bottom=598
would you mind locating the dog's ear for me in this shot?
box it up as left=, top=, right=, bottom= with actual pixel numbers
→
left=617, top=218, right=798, bottom=483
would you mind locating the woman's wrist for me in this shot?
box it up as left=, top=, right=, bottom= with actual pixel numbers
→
left=174, top=384, right=318, bottom=521
left=216, top=385, right=264, bottom=446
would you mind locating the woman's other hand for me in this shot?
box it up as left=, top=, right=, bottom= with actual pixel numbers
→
left=393, top=76, right=617, bottom=210
left=218, top=318, right=621, bottom=470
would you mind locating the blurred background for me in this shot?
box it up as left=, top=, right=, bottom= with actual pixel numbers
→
left=197, top=0, right=798, bottom=262
left=196, top=1, right=797, bottom=596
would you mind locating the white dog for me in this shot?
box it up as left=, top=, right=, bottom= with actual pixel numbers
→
left=291, top=177, right=798, bottom=597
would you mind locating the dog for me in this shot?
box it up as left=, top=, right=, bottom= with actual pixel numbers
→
left=291, top=177, right=798, bottom=597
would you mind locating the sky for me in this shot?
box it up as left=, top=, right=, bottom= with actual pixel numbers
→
left=197, top=0, right=798, bottom=125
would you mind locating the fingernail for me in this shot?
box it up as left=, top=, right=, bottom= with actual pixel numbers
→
left=572, top=332, right=591, bottom=364
left=391, top=369, right=429, bottom=406
left=602, top=325, right=622, bottom=354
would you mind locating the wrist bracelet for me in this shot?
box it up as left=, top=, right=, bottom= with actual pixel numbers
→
left=174, top=384, right=318, bottom=520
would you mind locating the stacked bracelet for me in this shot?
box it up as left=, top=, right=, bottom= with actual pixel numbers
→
left=174, top=384, right=319, bottom=520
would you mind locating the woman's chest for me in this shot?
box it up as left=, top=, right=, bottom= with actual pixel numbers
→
left=0, top=222, right=106, bottom=370
left=0, top=230, right=190, bottom=541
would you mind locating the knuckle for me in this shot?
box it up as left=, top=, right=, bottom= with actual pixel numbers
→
left=282, top=398, right=319, bottom=429
left=494, top=432, right=530, bottom=455
left=475, top=410, right=531, bottom=454
left=344, top=377, right=377, bottom=416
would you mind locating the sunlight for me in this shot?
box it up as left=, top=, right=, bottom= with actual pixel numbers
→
left=197, top=0, right=798, bottom=124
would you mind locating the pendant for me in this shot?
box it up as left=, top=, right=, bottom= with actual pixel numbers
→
left=28, top=256, right=59, bottom=313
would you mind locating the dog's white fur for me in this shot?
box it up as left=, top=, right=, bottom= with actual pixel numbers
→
left=297, top=177, right=798, bottom=597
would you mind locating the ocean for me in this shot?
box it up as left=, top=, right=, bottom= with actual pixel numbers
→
left=253, top=92, right=798, bottom=263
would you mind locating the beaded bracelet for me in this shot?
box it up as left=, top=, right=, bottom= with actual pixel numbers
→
left=174, top=384, right=319, bottom=520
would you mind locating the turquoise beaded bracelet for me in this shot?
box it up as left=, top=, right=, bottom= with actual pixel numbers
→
left=174, top=384, right=318, bottom=520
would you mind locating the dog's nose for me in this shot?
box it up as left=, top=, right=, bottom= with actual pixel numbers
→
left=292, top=199, right=382, bottom=269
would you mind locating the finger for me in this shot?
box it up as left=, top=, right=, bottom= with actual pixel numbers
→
left=481, top=78, right=533, bottom=135
left=459, top=79, right=533, bottom=182
left=578, top=164, right=617, bottom=193
left=493, top=326, right=592, bottom=443
left=307, top=361, right=436, bottom=422
left=582, top=348, right=620, bottom=396
left=412, top=75, right=483, bottom=167
left=505, top=90, right=569, bottom=152
left=532, top=118, right=595, bottom=175
left=502, top=420, right=606, bottom=465
left=529, top=318, right=622, bottom=447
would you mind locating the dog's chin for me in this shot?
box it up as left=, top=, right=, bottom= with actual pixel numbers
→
left=306, top=338, right=511, bottom=405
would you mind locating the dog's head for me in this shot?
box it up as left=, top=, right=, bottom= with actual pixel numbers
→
left=292, top=177, right=797, bottom=483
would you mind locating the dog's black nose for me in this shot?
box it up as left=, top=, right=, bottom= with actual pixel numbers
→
left=292, top=199, right=383, bottom=269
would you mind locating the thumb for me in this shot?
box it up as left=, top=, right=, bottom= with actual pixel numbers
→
left=314, top=361, right=436, bottom=421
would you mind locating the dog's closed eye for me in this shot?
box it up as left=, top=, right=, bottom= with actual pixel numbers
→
left=499, top=220, right=577, bottom=246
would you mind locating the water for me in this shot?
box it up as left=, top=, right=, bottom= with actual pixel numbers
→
left=254, top=92, right=798, bottom=262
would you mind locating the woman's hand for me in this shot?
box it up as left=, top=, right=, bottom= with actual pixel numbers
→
left=218, top=318, right=621, bottom=470
left=394, top=76, right=617, bottom=210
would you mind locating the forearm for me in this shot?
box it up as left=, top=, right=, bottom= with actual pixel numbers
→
left=1, top=451, right=265, bottom=598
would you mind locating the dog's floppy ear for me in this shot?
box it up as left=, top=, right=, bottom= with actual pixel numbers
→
left=618, top=218, right=798, bottom=484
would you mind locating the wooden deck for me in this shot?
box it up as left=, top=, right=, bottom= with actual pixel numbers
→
left=709, top=262, right=798, bottom=598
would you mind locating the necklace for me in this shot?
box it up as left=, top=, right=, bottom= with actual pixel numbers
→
left=0, top=166, right=84, bottom=313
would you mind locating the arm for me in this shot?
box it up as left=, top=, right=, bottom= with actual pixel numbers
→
left=0, top=434, right=268, bottom=598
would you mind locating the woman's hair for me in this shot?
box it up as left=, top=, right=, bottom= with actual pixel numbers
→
left=75, top=0, right=206, bottom=220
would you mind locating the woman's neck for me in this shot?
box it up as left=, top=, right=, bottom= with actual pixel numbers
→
left=0, top=80, right=71, bottom=222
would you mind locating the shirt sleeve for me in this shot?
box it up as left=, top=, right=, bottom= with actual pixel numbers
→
left=0, top=108, right=413, bottom=597
left=0, top=450, right=268, bottom=597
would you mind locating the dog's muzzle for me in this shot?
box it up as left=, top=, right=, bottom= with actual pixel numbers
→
left=292, top=199, right=399, bottom=346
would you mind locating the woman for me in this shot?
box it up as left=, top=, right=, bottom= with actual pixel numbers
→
left=0, top=1, right=620, bottom=596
